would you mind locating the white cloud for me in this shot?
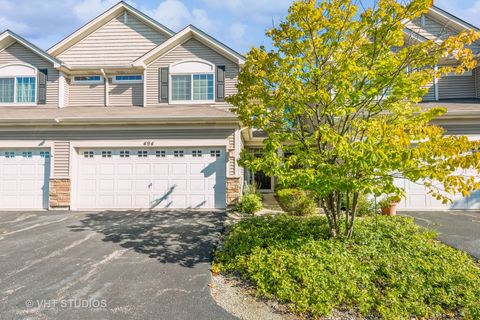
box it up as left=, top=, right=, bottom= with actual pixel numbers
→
left=203, top=0, right=290, bottom=22
left=73, top=0, right=126, bottom=22
left=145, top=0, right=217, bottom=33
left=0, top=16, right=32, bottom=34
left=228, top=22, right=247, bottom=44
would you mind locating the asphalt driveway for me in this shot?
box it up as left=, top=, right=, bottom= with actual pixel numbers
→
left=400, top=210, right=480, bottom=259
left=0, top=210, right=236, bottom=320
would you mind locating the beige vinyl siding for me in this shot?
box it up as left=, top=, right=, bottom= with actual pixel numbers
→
left=68, top=83, right=105, bottom=107
left=438, top=71, right=476, bottom=99
left=53, top=141, right=70, bottom=178
left=0, top=42, right=59, bottom=107
left=58, top=12, right=167, bottom=66
left=109, top=80, right=143, bottom=106
left=406, top=15, right=456, bottom=41
left=405, top=15, right=480, bottom=53
left=146, top=37, right=239, bottom=107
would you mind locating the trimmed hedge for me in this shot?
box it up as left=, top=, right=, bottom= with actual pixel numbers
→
left=276, top=188, right=317, bottom=216
left=214, top=215, right=480, bottom=319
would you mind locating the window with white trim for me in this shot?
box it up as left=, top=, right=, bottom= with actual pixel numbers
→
left=120, top=150, right=130, bottom=158
left=174, top=150, right=184, bottom=157
left=83, top=151, right=94, bottom=158
left=101, top=151, right=112, bottom=158
left=156, top=150, right=166, bottom=157
left=210, top=150, right=221, bottom=157
left=113, top=75, right=143, bottom=83
left=0, top=77, right=36, bottom=103
left=4, top=151, right=15, bottom=158
left=22, top=151, right=32, bottom=158
left=72, top=76, right=103, bottom=84
left=138, top=150, right=148, bottom=157
left=171, top=74, right=214, bottom=102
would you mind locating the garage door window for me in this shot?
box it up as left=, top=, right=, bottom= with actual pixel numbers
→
left=156, top=150, right=166, bottom=157
left=4, top=151, right=15, bottom=158
left=174, top=150, right=184, bottom=157
left=192, top=150, right=202, bottom=157
left=83, top=151, right=94, bottom=158
left=40, top=151, right=50, bottom=158
left=101, top=151, right=112, bottom=158
left=120, top=150, right=130, bottom=158
left=138, top=150, right=148, bottom=157
left=22, top=151, right=32, bottom=158
left=210, top=150, right=221, bottom=157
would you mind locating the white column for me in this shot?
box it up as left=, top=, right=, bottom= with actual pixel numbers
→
left=58, top=72, right=65, bottom=108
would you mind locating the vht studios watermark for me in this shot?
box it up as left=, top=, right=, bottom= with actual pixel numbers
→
left=25, top=299, right=107, bottom=310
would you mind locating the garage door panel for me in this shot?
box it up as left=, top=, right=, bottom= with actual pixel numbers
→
left=0, top=149, right=50, bottom=210
left=76, top=147, right=226, bottom=209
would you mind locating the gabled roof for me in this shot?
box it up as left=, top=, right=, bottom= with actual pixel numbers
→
left=403, top=5, right=480, bottom=44
left=0, top=30, right=61, bottom=67
left=429, top=5, right=479, bottom=32
left=133, top=25, right=246, bottom=66
left=47, top=1, right=175, bottom=57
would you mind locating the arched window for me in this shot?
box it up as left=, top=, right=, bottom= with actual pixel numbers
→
left=0, top=64, right=37, bottom=104
left=169, top=60, right=215, bottom=103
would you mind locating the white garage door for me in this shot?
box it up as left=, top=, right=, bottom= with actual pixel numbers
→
left=0, top=149, right=51, bottom=209
left=76, top=148, right=226, bottom=209
left=395, top=172, right=480, bottom=210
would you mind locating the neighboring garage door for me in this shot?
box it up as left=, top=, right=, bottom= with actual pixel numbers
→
left=0, top=149, right=51, bottom=209
left=76, top=148, right=226, bottom=209
left=395, top=173, right=480, bottom=210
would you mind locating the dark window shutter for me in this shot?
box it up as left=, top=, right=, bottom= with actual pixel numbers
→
left=159, top=67, right=169, bottom=103
left=216, top=65, right=225, bottom=102
left=38, top=68, right=48, bottom=105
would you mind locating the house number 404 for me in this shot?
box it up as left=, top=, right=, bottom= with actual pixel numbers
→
left=143, top=141, right=154, bottom=146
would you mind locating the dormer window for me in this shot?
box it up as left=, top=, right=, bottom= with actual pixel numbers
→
left=72, top=75, right=103, bottom=84
left=169, top=60, right=215, bottom=103
left=0, top=64, right=37, bottom=104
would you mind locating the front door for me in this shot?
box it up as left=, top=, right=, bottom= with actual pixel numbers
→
left=254, top=170, right=272, bottom=191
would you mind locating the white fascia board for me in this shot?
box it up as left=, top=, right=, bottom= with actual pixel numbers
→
left=47, top=2, right=174, bottom=56
left=429, top=6, right=479, bottom=32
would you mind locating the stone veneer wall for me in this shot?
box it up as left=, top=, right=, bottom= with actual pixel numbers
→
left=226, top=177, right=241, bottom=206
left=49, top=178, right=71, bottom=209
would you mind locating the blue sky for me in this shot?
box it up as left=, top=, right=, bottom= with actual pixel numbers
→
left=0, top=0, right=478, bottom=54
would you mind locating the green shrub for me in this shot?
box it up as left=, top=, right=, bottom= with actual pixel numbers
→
left=276, top=188, right=317, bottom=216
left=236, top=193, right=262, bottom=215
left=355, top=193, right=376, bottom=217
left=214, top=215, right=480, bottom=319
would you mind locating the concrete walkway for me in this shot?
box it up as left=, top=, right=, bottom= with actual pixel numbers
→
left=400, top=210, right=480, bottom=259
left=257, top=193, right=284, bottom=215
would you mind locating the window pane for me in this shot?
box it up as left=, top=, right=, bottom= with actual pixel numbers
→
left=0, top=78, right=14, bottom=103
left=74, top=76, right=101, bottom=82
left=16, top=77, right=36, bottom=103
left=171, top=75, right=191, bottom=101
left=116, top=75, right=142, bottom=81
left=193, top=74, right=214, bottom=101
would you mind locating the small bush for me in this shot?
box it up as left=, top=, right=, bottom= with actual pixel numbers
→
left=277, top=188, right=317, bottom=216
left=355, top=193, right=376, bottom=217
left=236, top=193, right=262, bottom=215
left=214, top=215, right=480, bottom=319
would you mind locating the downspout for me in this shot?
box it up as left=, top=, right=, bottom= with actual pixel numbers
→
left=434, top=65, right=439, bottom=101
left=101, top=68, right=109, bottom=107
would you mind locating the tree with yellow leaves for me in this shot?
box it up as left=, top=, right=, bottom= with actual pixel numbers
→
left=229, top=0, right=480, bottom=238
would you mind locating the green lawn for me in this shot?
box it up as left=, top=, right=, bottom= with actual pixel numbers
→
left=213, top=215, right=480, bottom=319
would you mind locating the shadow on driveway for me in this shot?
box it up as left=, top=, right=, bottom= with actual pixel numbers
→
left=68, top=210, right=227, bottom=267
